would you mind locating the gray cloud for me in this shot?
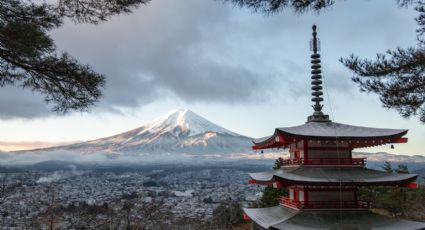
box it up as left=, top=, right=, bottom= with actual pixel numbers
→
left=49, top=0, right=273, bottom=112
left=0, top=86, right=51, bottom=119
left=0, top=0, right=418, bottom=119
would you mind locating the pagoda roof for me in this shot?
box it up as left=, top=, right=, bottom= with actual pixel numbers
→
left=244, top=206, right=425, bottom=230
left=253, top=121, right=408, bottom=150
left=243, top=206, right=297, bottom=229
left=249, top=167, right=417, bottom=186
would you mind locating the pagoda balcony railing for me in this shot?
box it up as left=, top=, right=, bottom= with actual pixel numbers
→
left=279, top=157, right=366, bottom=166
left=279, top=196, right=371, bottom=210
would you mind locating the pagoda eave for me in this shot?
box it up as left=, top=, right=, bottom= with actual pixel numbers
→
left=273, top=176, right=417, bottom=187
left=248, top=167, right=418, bottom=187
left=243, top=206, right=425, bottom=230
left=249, top=177, right=417, bottom=188
left=252, top=133, right=408, bottom=150
left=252, top=122, right=408, bottom=150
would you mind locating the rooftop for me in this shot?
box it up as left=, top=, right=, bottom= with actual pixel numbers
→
left=252, top=121, right=408, bottom=150
left=249, top=167, right=417, bottom=186
left=244, top=206, right=425, bottom=230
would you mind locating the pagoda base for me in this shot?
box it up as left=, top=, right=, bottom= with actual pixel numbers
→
left=243, top=206, right=425, bottom=230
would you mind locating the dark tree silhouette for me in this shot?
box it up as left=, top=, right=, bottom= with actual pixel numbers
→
left=0, top=0, right=149, bottom=113
left=210, top=202, right=244, bottom=229
left=395, top=164, right=410, bottom=174
left=227, top=0, right=425, bottom=123
left=273, top=158, right=283, bottom=170
left=227, top=0, right=414, bottom=14
left=227, top=0, right=334, bottom=13
left=341, top=1, right=425, bottom=123
left=382, top=161, right=394, bottom=173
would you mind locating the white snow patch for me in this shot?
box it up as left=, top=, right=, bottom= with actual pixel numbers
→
left=174, top=189, right=194, bottom=197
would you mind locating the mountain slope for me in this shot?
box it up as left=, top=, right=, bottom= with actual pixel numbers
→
left=60, top=109, right=252, bottom=154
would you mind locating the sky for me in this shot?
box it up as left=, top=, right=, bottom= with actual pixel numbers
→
left=0, top=0, right=424, bottom=155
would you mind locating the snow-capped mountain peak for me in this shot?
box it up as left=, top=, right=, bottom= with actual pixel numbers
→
left=137, top=108, right=238, bottom=137
left=58, top=109, right=251, bottom=154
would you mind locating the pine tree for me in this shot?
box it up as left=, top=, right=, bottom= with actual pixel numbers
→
left=395, top=164, right=410, bottom=174
left=0, top=0, right=148, bottom=112
left=229, top=0, right=417, bottom=14
left=259, top=158, right=288, bottom=207
left=260, top=186, right=288, bottom=207
left=211, top=202, right=244, bottom=229
left=273, top=158, right=282, bottom=170
left=382, top=161, right=394, bottom=173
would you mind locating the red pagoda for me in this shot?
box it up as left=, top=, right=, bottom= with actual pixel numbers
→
left=243, top=25, right=425, bottom=230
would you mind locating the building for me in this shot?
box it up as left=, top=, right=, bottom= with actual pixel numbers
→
left=243, top=25, right=425, bottom=230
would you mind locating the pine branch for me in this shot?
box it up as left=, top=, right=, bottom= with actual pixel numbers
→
left=0, top=0, right=153, bottom=113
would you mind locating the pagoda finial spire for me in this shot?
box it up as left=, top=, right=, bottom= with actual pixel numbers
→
left=307, top=25, right=330, bottom=123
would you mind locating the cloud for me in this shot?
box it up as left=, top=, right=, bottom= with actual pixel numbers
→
left=0, top=86, right=51, bottom=119
left=47, top=0, right=273, bottom=112
left=0, top=0, right=418, bottom=119
left=0, top=149, right=257, bottom=165
left=0, top=150, right=110, bottom=165
left=0, top=141, right=78, bottom=152
left=1, top=0, right=275, bottom=118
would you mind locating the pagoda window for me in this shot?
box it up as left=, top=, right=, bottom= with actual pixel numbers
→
left=289, top=189, right=294, bottom=200
left=299, top=190, right=305, bottom=202
left=289, top=140, right=306, bottom=160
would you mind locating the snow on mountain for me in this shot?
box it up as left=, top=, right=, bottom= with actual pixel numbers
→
left=60, top=109, right=252, bottom=154
left=353, top=152, right=425, bottom=164
left=137, top=109, right=238, bottom=137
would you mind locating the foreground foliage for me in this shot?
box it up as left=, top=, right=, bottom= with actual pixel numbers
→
left=207, top=202, right=245, bottom=229
left=359, top=186, right=425, bottom=221
left=1, top=0, right=148, bottom=112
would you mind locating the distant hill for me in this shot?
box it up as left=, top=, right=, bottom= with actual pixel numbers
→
left=21, top=109, right=253, bottom=155
left=353, top=152, right=425, bottom=171
left=29, top=160, right=85, bottom=171
left=7, top=110, right=425, bottom=167
left=354, top=152, right=425, bottom=164
left=413, top=168, right=425, bottom=185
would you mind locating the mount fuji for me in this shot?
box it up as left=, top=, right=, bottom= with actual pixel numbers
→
left=49, top=109, right=253, bottom=155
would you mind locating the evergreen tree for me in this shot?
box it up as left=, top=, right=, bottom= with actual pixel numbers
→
left=396, top=164, right=410, bottom=174
left=259, top=158, right=288, bottom=207
left=0, top=0, right=148, bottom=112
left=273, top=158, right=282, bottom=170
left=211, top=202, right=244, bottom=229
left=382, top=161, right=394, bottom=173
left=260, top=186, right=288, bottom=207
left=227, top=0, right=425, bottom=123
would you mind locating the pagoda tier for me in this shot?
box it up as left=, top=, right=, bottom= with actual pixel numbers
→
left=252, top=122, right=408, bottom=150
left=248, top=167, right=417, bottom=187
left=243, top=206, right=425, bottom=230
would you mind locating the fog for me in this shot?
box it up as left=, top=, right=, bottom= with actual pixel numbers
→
left=0, top=149, right=273, bottom=166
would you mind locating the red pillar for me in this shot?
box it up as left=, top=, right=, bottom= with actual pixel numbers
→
left=304, top=188, right=309, bottom=208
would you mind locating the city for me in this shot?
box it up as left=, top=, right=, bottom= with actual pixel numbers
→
left=0, top=163, right=266, bottom=229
